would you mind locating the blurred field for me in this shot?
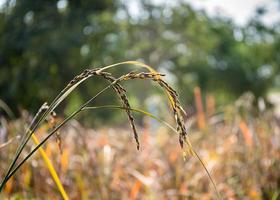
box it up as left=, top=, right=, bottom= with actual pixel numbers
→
left=0, top=93, right=279, bottom=200
left=1, top=1, right=280, bottom=199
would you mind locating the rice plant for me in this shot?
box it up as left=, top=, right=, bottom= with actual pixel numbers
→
left=0, top=61, right=219, bottom=199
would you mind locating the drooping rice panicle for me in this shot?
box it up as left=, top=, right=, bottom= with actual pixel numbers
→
left=120, top=72, right=188, bottom=148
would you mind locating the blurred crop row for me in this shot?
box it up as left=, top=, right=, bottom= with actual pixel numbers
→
left=0, top=91, right=279, bottom=199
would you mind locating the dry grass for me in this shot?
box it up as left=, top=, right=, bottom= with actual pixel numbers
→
left=0, top=95, right=279, bottom=199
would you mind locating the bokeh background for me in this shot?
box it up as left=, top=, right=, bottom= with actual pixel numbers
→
left=0, top=0, right=280, bottom=199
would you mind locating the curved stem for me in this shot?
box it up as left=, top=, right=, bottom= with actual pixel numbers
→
left=0, top=80, right=117, bottom=190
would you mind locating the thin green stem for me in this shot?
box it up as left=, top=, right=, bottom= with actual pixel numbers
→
left=0, top=79, right=119, bottom=191
left=0, top=72, right=97, bottom=191
left=82, top=105, right=174, bottom=130
left=0, top=105, right=49, bottom=191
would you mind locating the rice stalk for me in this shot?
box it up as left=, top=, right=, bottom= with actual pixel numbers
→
left=4, top=102, right=69, bottom=199
left=1, top=61, right=173, bottom=186
left=1, top=67, right=163, bottom=190
left=1, top=76, right=127, bottom=187
left=0, top=69, right=135, bottom=191
left=1, top=68, right=184, bottom=188
left=0, top=102, right=50, bottom=192
left=1, top=71, right=165, bottom=186
left=0, top=61, right=220, bottom=199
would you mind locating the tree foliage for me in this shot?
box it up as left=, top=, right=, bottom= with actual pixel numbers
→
left=0, top=0, right=279, bottom=117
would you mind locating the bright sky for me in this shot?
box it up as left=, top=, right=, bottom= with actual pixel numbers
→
left=184, top=0, right=280, bottom=26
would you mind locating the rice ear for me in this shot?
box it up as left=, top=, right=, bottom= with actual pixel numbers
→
left=119, top=72, right=188, bottom=148
left=97, top=73, right=140, bottom=150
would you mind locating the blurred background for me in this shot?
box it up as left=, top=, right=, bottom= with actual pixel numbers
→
left=0, top=0, right=280, bottom=120
left=0, top=0, right=280, bottom=199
